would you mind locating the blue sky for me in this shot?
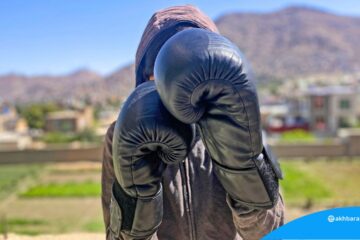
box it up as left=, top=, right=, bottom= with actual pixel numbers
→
left=1, top=0, right=359, bottom=76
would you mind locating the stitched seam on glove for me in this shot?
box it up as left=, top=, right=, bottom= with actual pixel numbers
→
left=129, top=142, right=169, bottom=198
left=214, top=162, right=273, bottom=207
left=253, top=154, right=279, bottom=207
left=187, top=58, right=255, bottom=158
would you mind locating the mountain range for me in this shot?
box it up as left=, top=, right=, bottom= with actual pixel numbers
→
left=1, top=6, right=359, bottom=103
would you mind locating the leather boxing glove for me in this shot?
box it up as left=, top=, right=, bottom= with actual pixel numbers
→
left=111, top=81, right=195, bottom=238
left=154, top=28, right=282, bottom=209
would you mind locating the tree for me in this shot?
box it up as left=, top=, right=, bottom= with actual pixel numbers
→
left=17, top=103, right=59, bottom=129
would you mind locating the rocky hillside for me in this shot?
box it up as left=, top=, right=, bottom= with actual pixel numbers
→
left=0, top=66, right=135, bottom=103
left=216, top=6, right=360, bottom=80
left=1, top=6, right=359, bottom=103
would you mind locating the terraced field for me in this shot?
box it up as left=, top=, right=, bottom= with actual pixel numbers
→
left=0, top=162, right=104, bottom=236
left=0, top=158, right=359, bottom=238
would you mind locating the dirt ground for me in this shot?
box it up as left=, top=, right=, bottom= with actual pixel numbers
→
left=3, top=198, right=103, bottom=234
left=1, top=233, right=104, bottom=240
left=0, top=207, right=333, bottom=240
left=0, top=162, right=104, bottom=236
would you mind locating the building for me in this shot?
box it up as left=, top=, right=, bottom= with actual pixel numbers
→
left=0, top=103, right=28, bottom=133
left=45, top=106, right=94, bottom=133
left=95, top=108, right=119, bottom=137
left=306, top=85, right=360, bottom=135
left=0, top=132, right=32, bottom=150
left=261, top=103, right=309, bottom=133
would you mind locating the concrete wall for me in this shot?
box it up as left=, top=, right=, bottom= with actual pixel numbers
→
left=0, top=134, right=359, bottom=164
left=270, top=142, right=346, bottom=158
left=347, top=134, right=360, bottom=156
left=271, top=132, right=360, bottom=158
left=0, top=144, right=102, bottom=164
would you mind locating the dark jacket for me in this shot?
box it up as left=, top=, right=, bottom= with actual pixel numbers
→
left=102, top=122, right=284, bottom=240
left=101, top=5, right=285, bottom=240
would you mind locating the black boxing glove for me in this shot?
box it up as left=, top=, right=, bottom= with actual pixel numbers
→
left=154, top=29, right=282, bottom=209
left=110, top=81, right=195, bottom=238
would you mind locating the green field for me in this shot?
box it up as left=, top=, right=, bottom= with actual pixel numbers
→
left=0, top=164, right=42, bottom=200
left=21, top=182, right=101, bottom=198
left=0, top=162, right=104, bottom=235
left=0, top=159, right=359, bottom=235
left=281, top=162, right=332, bottom=204
left=280, top=158, right=360, bottom=207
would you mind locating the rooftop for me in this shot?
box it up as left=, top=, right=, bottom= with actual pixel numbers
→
left=306, top=85, right=359, bottom=96
left=46, top=111, right=79, bottom=120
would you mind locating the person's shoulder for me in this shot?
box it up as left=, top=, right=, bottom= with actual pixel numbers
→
left=105, top=121, right=116, bottom=142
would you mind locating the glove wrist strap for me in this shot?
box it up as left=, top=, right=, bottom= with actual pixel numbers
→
left=110, top=181, right=163, bottom=238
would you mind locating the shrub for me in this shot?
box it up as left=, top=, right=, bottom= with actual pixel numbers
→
left=280, top=129, right=316, bottom=143
left=20, top=181, right=101, bottom=198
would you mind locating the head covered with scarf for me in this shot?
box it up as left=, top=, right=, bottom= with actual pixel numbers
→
left=135, top=5, right=219, bottom=87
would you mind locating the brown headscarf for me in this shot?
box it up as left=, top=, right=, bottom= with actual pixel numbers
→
left=135, top=5, right=219, bottom=86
